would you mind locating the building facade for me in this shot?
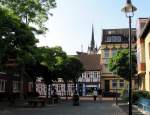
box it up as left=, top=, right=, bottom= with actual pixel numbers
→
left=0, top=72, right=20, bottom=99
left=77, top=54, right=101, bottom=96
left=99, top=28, right=137, bottom=94
left=36, top=78, right=74, bottom=97
left=136, top=18, right=150, bottom=91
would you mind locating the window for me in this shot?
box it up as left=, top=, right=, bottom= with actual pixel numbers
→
left=103, top=58, right=109, bottom=64
left=0, top=80, right=6, bottom=92
left=87, top=73, right=90, bottom=78
left=90, top=77, right=93, bottom=82
left=106, top=36, right=121, bottom=43
left=94, top=72, right=97, bottom=78
left=13, top=81, right=20, bottom=92
left=58, top=84, right=61, bottom=91
left=119, top=80, right=124, bottom=87
left=104, top=50, right=109, bottom=58
left=113, top=36, right=121, bottom=42
left=106, top=36, right=111, bottom=42
left=112, top=49, right=117, bottom=57
left=112, top=80, right=117, bottom=88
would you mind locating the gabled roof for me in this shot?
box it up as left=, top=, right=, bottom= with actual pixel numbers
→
left=136, top=18, right=148, bottom=38
left=139, top=19, right=150, bottom=39
left=77, top=54, right=101, bottom=71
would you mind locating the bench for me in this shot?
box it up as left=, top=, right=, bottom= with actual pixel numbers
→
left=102, top=91, right=120, bottom=97
left=137, top=98, right=150, bottom=114
left=28, top=98, right=46, bottom=107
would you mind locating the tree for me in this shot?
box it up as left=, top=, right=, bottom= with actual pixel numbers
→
left=108, top=49, right=137, bottom=81
left=25, top=61, right=42, bottom=95
left=0, top=8, right=38, bottom=67
left=37, top=46, right=67, bottom=99
left=66, top=57, right=85, bottom=85
left=0, top=0, right=56, bottom=32
left=0, top=7, right=38, bottom=76
left=0, top=7, right=38, bottom=101
left=60, top=56, right=84, bottom=100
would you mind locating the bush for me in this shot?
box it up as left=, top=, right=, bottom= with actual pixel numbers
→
left=132, top=90, right=150, bottom=104
left=120, top=89, right=128, bottom=97
left=120, top=89, right=129, bottom=102
left=120, top=89, right=150, bottom=103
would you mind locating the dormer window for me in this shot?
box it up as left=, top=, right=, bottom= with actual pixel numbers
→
left=106, top=35, right=122, bottom=42
left=106, top=36, right=111, bottom=42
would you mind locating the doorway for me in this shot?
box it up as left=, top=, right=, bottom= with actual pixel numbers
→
left=105, top=80, right=110, bottom=92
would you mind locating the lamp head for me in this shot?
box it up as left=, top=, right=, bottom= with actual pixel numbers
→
left=121, top=0, right=137, bottom=13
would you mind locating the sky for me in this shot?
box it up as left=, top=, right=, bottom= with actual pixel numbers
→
left=37, top=0, right=150, bottom=55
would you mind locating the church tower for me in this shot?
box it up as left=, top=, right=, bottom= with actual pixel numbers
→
left=88, top=25, right=97, bottom=54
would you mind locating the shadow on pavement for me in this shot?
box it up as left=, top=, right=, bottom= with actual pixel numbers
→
left=118, top=103, right=144, bottom=115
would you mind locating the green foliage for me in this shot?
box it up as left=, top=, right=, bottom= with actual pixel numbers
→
left=132, top=90, right=150, bottom=104
left=120, top=89, right=128, bottom=97
left=120, top=89, right=129, bottom=102
left=0, top=0, right=56, bottom=32
left=120, top=90, right=150, bottom=104
left=60, top=56, right=85, bottom=83
left=108, top=49, right=137, bottom=81
left=0, top=8, right=38, bottom=68
left=28, top=46, right=67, bottom=83
left=37, top=46, right=67, bottom=70
left=25, top=46, right=67, bottom=97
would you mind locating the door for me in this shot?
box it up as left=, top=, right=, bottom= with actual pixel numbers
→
left=78, top=83, right=83, bottom=96
left=105, top=80, right=110, bottom=92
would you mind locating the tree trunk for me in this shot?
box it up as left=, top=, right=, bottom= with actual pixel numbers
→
left=20, top=67, right=24, bottom=101
left=32, top=78, right=36, bottom=96
left=7, top=71, right=13, bottom=104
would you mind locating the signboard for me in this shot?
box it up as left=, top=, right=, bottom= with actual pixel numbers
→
left=86, top=85, right=97, bottom=87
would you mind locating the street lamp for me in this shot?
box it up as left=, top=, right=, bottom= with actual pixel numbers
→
left=121, top=0, right=137, bottom=115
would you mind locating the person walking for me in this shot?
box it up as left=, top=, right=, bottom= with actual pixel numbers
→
left=93, top=89, right=97, bottom=102
left=73, top=90, right=79, bottom=106
left=98, top=88, right=103, bottom=102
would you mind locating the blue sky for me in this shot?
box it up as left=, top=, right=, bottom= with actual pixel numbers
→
left=37, top=0, right=150, bottom=55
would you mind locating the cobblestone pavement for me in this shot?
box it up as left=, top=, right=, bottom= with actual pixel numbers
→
left=0, top=100, right=127, bottom=115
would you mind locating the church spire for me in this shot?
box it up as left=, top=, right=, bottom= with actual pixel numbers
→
left=87, top=24, right=97, bottom=54
left=91, top=24, right=95, bottom=51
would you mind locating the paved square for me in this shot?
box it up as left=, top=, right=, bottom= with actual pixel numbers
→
left=0, top=100, right=127, bottom=115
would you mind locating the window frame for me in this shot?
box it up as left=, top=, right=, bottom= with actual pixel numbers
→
left=112, top=79, right=117, bottom=88
left=0, top=80, right=6, bottom=92
left=119, top=80, right=124, bottom=88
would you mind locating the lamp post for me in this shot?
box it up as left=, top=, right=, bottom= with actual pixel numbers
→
left=121, top=0, right=137, bottom=115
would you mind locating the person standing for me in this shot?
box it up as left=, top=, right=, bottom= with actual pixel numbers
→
left=93, top=89, right=97, bottom=102
left=73, top=90, right=79, bottom=106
